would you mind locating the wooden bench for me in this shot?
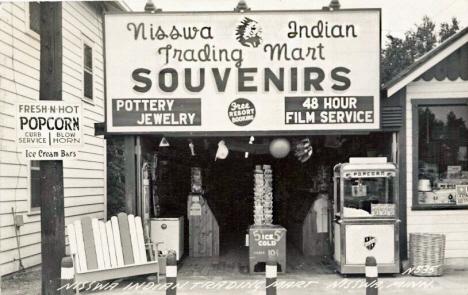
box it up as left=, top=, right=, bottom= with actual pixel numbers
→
left=66, top=213, right=159, bottom=292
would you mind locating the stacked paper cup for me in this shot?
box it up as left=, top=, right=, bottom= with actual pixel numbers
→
left=253, top=165, right=264, bottom=225
left=253, top=165, right=273, bottom=225
left=263, top=165, right=273, bottom=225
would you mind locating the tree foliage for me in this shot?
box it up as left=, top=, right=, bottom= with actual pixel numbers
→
left=382, top=16, right=460, bottom=84
left=107, top=136, right=126, bottom=218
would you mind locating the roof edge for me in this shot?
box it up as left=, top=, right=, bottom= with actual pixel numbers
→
left=382, top=26, right=468, bottom=93
left=102, top=1, right=132, bottom=12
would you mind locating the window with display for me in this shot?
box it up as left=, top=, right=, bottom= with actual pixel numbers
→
left=413, top=99, right=468, bottom=209
left=342, top=176, right=396, bottom=217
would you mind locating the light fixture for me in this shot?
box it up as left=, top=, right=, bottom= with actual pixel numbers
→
left=329, top=0, right=341, bottom=10
left=188, top=139, right=195, bottom=156
left=144, top=0, right=162, bottom=13
left=144, top=0, right=156, bottom=12
left=245, top=136, right=255, bottom=158
left=159, top=137, right=170, bottom=147
left=270, top=138, right=291, bottom=159
left=215, top=140, right=229, bottom=161
left=234, top=0, right=250, bottom=12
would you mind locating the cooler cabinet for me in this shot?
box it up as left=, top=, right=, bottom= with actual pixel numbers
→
left=150, top=216, right=184, bottom=260
left=248, top=225, right=286, bottom=274
left=333, top=158, right=400, bottom=275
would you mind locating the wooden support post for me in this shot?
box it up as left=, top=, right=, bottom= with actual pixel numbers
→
left=124, top=136, right=137, bottom=214
left=136, top=136, right=142, bottom=217
left=41, top=160, right=65, bottom=294
left=40, top=2, right=65, bottom=294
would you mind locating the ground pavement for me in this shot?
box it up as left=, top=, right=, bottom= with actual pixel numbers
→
left=60, top=269, right=467, bottom=295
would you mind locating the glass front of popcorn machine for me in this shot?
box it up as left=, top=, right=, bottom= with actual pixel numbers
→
left=333, top=157, right=400, bottom=275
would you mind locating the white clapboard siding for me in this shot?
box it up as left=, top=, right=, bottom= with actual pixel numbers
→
left=405, top=78, right=468, bottom=260
left=0, top=201, right=28, bottom=214
left=64, top=187, right=105, bottom=198
left=0, top=164, right=29, bottom=177
left=65, top=204, right=104, bottom=219
left=0, top=189, right=28, bottom=202
left=0, top=212, right=40, bottom=228
left=0, top=1, right=108, bottom=276
left=65, top=196, right=103, bottom=208
left=0, top=222, right=41, bottom=240
left=1, top=251, right=41, bottom=277
left=0, top=233, right=41, bottom=252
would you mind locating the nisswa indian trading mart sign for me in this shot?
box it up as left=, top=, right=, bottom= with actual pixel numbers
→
left=104, top=9, right=380, bottom=134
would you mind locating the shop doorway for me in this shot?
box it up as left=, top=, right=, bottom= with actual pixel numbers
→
left=140, top=133, right=393, bottom=275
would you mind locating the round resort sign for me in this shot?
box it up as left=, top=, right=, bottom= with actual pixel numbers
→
left=228, top=98, right=256, bottom=126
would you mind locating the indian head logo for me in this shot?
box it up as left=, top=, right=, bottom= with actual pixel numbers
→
left=364, top=236, right=377, bottom=250
left=236, top=17, right=263, bottom=48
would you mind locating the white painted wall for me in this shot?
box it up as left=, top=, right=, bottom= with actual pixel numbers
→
left=0, top=1, right=107, bottom=276
left=406, top=77, right=468, bottom=260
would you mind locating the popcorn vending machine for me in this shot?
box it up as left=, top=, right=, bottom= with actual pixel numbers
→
left=333, top=158, right=400, bottom=275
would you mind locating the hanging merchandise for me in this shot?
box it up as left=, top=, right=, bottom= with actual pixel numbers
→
left=245, top=136, right=255, bottom=158
left=149, top=153, right=160, bottom=217
left=324, top=135, right=344, bottom=148
left=159, top=137, right=170, bottom=147
left=188, top=139, right=196, bottom=156
left=253, top=165, right=273, bottom=225
left=294, top=138, right=313, bottom=163
left=191, top=167, right=203, bottom=194
left=141, top=161, right=153, bottom=260
left=269, top=138, right=290, bottom=158
left=215, top=140, right=229, bottom=160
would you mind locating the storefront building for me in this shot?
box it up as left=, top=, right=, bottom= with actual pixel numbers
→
left=101, top=7, right=416, bottom=275
left=383, top=27, right=468, bottom=268
left=0, top=1, right=130, bottom=276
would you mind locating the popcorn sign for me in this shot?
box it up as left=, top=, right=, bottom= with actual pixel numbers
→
left=16, top=102, right=83, bottom=160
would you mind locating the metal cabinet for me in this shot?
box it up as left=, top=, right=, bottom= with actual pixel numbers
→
left=150, top=216, right=184, bottom=260
left=333, top=157, right=400, bottom=274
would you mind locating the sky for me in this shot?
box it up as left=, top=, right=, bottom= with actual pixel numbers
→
left=124, top=0, right=468, bottom=47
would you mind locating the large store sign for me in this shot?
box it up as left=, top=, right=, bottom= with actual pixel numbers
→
left=104, top=10, right=380, bottom=133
